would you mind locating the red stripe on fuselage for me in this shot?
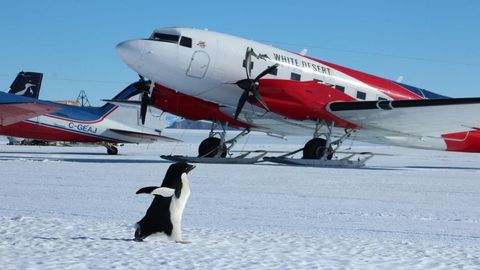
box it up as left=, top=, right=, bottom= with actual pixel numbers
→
left=152, top=83, right=251, bottom=128
left=259, top=79, right=358, bottom=128
left=304, top=56, right=422, bottom=100
left=0, top=121, right=118, bottom=143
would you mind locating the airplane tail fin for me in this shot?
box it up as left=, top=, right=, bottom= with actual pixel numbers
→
left=8, top=71, right=43, bottom=98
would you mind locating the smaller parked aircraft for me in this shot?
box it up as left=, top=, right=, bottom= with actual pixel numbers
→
left=0, top=71, right=177, bottom=154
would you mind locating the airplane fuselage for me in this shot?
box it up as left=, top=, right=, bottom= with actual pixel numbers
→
left=117, top=28, right=475, bottom=152
left=117, top=28, right=445, bottom=108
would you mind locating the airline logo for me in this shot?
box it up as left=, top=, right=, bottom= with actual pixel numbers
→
left=16, top=83, right=36, bottom=96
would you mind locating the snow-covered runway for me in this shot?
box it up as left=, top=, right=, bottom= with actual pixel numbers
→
left=1, top=130, right=479, bottom=269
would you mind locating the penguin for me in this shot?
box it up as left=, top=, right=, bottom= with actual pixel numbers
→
left=134, top=162, right=196, bottom=243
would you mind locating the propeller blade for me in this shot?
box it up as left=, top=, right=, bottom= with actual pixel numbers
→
left=148, top=81, right=155, bottom=93
left=140, top=92, right=149, bottom=125
left=255, top=64, right=279, bottom=81
left=252, top=88, right=269, bottom=112
left=234, top=48, right=276, bottom=119
left=234, top=90, right=249, bottom=120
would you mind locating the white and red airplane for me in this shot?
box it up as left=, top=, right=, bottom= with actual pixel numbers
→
left=115, top=27, right=480, bottom=162
left=0, top=72, right=177, bottom=154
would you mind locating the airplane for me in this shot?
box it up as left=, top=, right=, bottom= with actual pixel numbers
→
left=0, top=71, right=178, bottom=154
left=115, top=27, right=480, bottom=165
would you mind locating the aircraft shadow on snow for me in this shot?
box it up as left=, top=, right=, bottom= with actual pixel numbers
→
left=0, top=155, right=171, bottom=164
left=0, top=151, right=110, bottom=156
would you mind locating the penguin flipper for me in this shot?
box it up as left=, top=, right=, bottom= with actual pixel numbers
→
left=136, top=186, right=175, bottom=197
left=151, top=187, right=175, bottom=197
left=136, top=186, right=159, bottom=194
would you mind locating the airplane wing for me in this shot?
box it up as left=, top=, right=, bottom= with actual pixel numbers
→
left=328, top=98, right=480, bottom=137
left=0, top=92, right=60, bottom=127
left=108, top=128, right=182, bottom=142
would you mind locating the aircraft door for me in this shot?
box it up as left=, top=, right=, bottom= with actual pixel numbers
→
left=186, top=51, right=210, bottom=79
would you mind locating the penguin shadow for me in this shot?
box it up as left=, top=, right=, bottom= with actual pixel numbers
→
left=33, top=236, right=60, bottom=240
left=34, top=236, right=137, bottom=242
left=99, top=237, right=136, bottom=242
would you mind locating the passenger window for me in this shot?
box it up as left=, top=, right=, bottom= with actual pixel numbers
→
left=356, top=91, right=366, bottom=100
left=291, top=72, right=301, bottom=81
left=180, top=36, right=192, bottom=48
left=151, top=33, right=179, bottom=43
left=335, top=85, right=345, bottom=92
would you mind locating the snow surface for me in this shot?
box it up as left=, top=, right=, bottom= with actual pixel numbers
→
left=1, top=129, right=479, bottom=269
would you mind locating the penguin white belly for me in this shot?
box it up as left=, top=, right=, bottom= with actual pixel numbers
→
left=169, top=173, right=191, bottom=241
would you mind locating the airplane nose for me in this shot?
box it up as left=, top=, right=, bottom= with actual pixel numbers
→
left=116, top=40, right=147, bottom=68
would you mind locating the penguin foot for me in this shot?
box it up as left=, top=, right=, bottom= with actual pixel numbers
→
left=134, top=225, right=146, bottom=242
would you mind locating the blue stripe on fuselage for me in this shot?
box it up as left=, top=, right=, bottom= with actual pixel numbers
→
left=392, top=81, right=450, bottom=99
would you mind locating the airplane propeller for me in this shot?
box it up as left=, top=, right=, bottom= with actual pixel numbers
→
left=233, top=47, right=278, bottom=120
left=135, top=76, right=154, bottom=125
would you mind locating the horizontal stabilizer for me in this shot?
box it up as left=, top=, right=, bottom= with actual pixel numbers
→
left=108, top=128, right=182, bottom=142
left=102, top=99, right=141, bottom=109
left=0, top=92, right=60, bottom=126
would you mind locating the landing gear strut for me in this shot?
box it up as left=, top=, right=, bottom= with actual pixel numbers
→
left=161, top=121, right=267, bottom=164
left=302, top=120, right=337, bottom=160
left=264, top=121, right=373, bottom=167
left=198, top=121, right=248, bottom=158
left=105, top=144, right=118, bottom=155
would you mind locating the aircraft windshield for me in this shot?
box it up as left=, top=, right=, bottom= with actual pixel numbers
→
left=150, top=32, right=180, bottom=44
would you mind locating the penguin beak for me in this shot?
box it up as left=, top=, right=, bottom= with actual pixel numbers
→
left=186, top=164, right=196, bottom=173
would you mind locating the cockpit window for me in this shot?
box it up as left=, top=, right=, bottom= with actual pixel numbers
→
left=180, top=36, right=192, bottom=48
left=150, top=33, right=180, bottom=43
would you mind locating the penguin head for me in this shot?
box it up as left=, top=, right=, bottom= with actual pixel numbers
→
left=161, top=162, right=196, bottom=189
left=179, top=162, right=196, bottom=174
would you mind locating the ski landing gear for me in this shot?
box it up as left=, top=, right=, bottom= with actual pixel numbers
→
left=264, top=121, right=374, bottom=168
left=161, top=122, right=267, bottom=164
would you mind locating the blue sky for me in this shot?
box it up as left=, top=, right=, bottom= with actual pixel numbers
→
left=1, top=0, right=479, bottom=104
